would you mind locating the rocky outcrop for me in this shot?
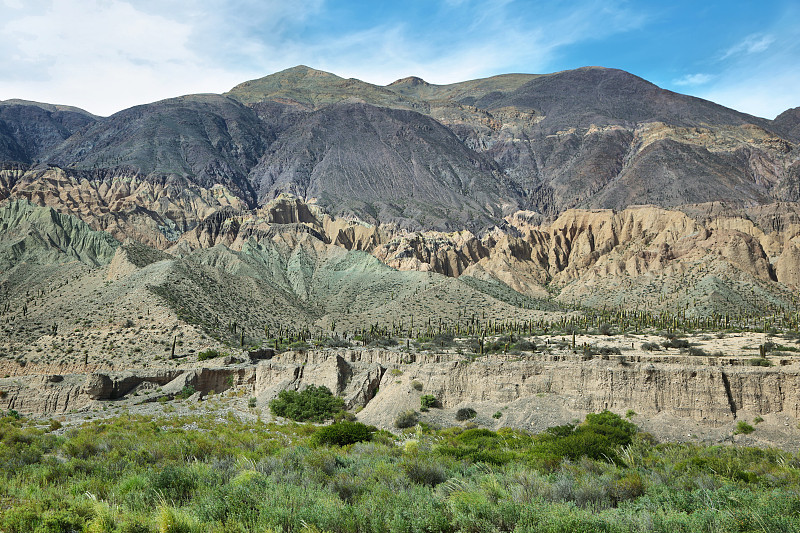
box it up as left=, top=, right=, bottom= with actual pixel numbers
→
left=3, top=350, right=799, bottom=448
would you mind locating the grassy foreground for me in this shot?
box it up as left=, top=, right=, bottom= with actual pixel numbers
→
left=1, top=411, right=799, bottom=533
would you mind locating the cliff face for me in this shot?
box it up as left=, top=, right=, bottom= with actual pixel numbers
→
left=2, top=349, right=799, bottom=448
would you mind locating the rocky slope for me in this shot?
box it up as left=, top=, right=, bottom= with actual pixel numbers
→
left=3, top=343, right=800, bottom=450
left=0, top=99, right=96, bottom=164
left=2, top=66, right=798, bottom=230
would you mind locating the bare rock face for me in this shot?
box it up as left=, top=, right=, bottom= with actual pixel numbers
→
left=83, top=373, right=113, bottom=400
left=776, top=238, right=800, bottom=287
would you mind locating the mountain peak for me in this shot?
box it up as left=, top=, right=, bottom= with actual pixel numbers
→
left=387, top=76, right=430, bottom=87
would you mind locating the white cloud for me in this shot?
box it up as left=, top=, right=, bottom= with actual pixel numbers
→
left=721, top=33, right=775, bottom=60
left=698, top=70, right=800, bottom=119
left=672, top=73, right=713, bottom=87
left=0, top=0, right=320, bottom=115
left=303, top=0, right=649, bottom=86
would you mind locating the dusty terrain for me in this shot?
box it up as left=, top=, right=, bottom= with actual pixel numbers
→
left=3, top=329, right=799, bottom=451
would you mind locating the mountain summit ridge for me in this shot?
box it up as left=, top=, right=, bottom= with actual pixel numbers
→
left=0, top=65, right=797, bottom=231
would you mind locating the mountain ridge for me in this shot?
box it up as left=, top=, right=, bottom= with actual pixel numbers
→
left=0, top=65, right=797, bottom=232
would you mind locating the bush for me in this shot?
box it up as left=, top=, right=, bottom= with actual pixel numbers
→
left=269, top=385, right=345, bottom=423
left=492, top=411, right=502, bottom=419
left=420, top=395, right=438, bottom=409
left=197, top=349, right=222, bottom=361
left=176, top=386, right=196, bottom=400
left=411, top=380, right=423, bottom=391
left=313, top=421, right=373, bottom=447
left=455, top=408, right=477, bottom=421
left=531, top=411, right=638, bottom=465
left=641, top=342, right=661, bottom=351
left=663, top=338, right=690, bottom=349
left=687, top=347, right=707, bottom=357
left=750, top=358, right=773, bottom=367
left=734, top=421, right=755, bottom=435
left=394, top=410, right=419, bottom=429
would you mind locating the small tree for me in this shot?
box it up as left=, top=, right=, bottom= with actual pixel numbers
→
left=269, top=385, right=345, bottom=423
left=420, top=395, right=437, bottom=410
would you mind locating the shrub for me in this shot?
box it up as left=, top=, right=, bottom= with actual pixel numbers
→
left=687, top=347, right=708, bottom=357
left=750, top=358, right=773, bottom=367
left=394, top=410, right=419, bottom=429
left=288, top=340, right=310, bottom=351
left=313, top=421, right=373, bottom=447
left=734, top=421, right=755, bottom=435
left=176, top=386, right=196, bottom=400
left=420, top=395, right=438, bottom=409
left=269, top=385, right=345, bottom=423
left=583, top=410, right=637, bottom=446
left=492, top=411, right=502, bottom=419
left=411, top=380, right=423, bottom=391
left=401, top=456, right=448, bottom=486
left=455, top=408, right=477, bottom=421
left=513, top=339, right=537, bottom=352
left=197, top=349, right=222, bottom=361
left=149, top=464, right=198, bottom=502
left=641, top=342, right=661, bottom=351
left=663, top=338, right=690, bottom=349
left=595, top=346, right=621, bottom=355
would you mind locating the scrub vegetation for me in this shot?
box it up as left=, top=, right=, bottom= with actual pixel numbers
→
left=1, top=410, right=799, bottom=532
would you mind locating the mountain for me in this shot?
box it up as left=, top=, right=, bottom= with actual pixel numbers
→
left=0, top=99, right=97, bottom=164
left=228, top=65, right=799, bottom=217
left=45, top=94, right=271, bottom=206
left=773, top=107, right=800, bottom=143
left=0, top=65, right=797, bottom=233
left=248, top=102, right=519, bottom=229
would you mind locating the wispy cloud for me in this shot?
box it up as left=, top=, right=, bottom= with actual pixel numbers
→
left=0, top=0, right=794, bottom=118
left=721, top=33, right=775, bottom=60
left=0, top=0, right=322, bottom=115
left=672, top=73, right=714, bottom=87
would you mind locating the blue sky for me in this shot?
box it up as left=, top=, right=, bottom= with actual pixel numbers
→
left=1, top=0, right=797, bottom=118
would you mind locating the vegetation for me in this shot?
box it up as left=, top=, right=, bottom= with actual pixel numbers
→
left=420, top=394, right=438, bottom=410
left=394, top=409, right=419, bottom=429
left=312, top=421, right=374, bottom=447
left=1, top=411, right=799, bottom=532
left=197, top=349, right=224, bottom=361
left=455, top=407, right=477, bottom=421
left=268, top=385, right=346, bottom=423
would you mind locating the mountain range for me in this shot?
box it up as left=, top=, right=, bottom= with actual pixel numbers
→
left=2, top=65, right=798, bottom=233
left=1, top=65, right=799, bottom=334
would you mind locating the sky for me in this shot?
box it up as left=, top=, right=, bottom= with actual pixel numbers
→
left=0, top=0, right=797, bottom=118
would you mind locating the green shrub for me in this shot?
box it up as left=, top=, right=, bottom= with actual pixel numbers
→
left=420, top=395, right=437, bottom=409
left=149, top=464, right=198, bottom=502
left=197, top=349, right=222, bottom=361
left=411, top=380, right=423, bottom=391
left=313, top=421, right=373, bottom=447
left=455, top=407, right=477, bottom=421
left=269, top=385, right=345, bottom=423
left=734, top=421, right=755, bottom=435
left=750, top=358, right=773, bottom=367
left=492, top=411, right=502, bottom=419
left=583, top=410, right=637, bottom=446
left=641, top=342, right=661, bottom=351
left=394, top=410, right=418, bottom=429
left=530, top=411, right=637, bottom=466
left=176, top=385, right=196, bottom=400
